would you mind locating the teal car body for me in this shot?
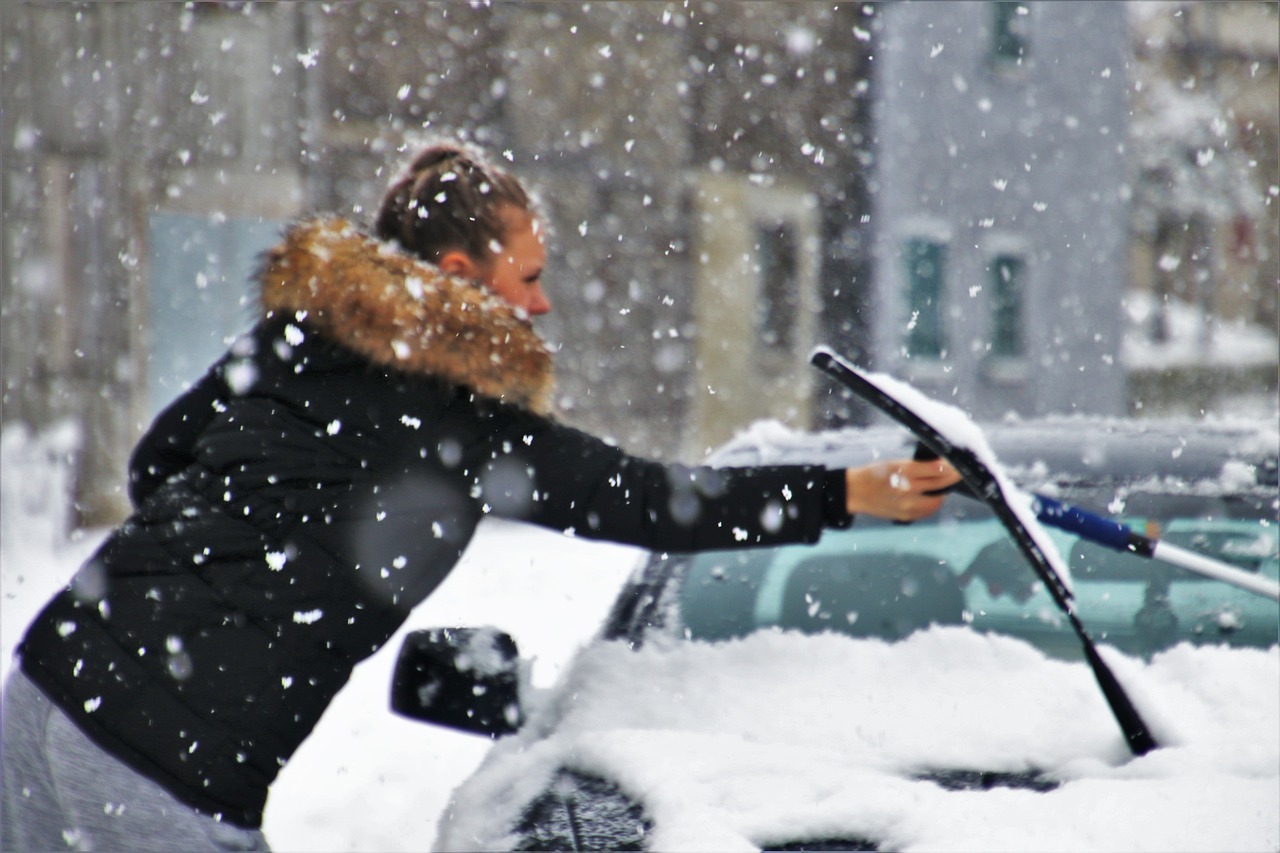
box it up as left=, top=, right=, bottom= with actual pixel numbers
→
left=668, top=419, right=1278, bottom=660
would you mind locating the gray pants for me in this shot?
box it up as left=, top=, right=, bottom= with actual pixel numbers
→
left=1, top=669, right=270, bottom=852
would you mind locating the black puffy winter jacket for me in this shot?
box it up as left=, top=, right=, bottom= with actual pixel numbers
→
left=18, top=218, right=849, bottom=828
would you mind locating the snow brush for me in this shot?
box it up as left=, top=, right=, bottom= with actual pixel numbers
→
left=812, top=347, right=1159, bottom=756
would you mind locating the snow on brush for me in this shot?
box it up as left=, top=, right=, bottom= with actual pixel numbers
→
left=812, top=349, right=1074, bottom=591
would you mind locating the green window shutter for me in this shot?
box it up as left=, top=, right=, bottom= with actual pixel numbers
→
left=756, top=222, right=799, bottom=353
left=992, top=1, right=1030, bottom=64
left=904, top=238, right=946, bottom=360
left=991, top=254, right=1025, bottom=358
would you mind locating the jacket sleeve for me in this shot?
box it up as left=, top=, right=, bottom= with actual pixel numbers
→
left=461, top=405, right=851, bottom=553
left=127, top=365, right=229, bottom=507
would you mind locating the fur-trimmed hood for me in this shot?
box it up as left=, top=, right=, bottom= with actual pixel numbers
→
left=257, top=217, right=554, bottom=414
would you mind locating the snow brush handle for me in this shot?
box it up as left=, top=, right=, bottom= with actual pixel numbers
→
left=1031, top=494, right=1280, bottom=602
left=1032, top=494, right=1142, bottom=554
left=911, top=442, right=1278, bottom=601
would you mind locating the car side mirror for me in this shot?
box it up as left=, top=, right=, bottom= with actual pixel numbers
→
left=390, top=627, right=524, bottom=737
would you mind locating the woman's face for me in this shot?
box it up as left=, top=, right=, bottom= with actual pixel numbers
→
left=479, top=207, right=550, bottom=317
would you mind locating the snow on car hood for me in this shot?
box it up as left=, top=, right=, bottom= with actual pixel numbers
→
left=435, top=628, right=1278, bottom=852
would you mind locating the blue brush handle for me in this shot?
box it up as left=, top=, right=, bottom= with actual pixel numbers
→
left=1030, top=494, right=1154, bottom=557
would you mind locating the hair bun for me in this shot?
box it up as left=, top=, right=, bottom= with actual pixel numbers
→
left=408, top=145, right=466, bottom=173
left=375, top=141, right=532, bottom=265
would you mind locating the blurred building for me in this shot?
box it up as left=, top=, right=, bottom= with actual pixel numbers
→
left=1125, top=1, right=1279, bottom=416
left=870, top=1, right=1132, bottom=422
left=4, top=1, right=1137, bottom=525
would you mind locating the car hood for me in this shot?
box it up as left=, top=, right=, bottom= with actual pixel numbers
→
left=435, top=628, right=1278, bottom=851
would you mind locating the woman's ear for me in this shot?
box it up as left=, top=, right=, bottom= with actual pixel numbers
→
left=437, top=249, right=481, bottom=280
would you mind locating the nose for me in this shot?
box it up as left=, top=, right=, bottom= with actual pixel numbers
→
left=528, top=285, right=551, bottom=316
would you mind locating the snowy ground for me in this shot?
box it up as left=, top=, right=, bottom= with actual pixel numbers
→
left=1122, top=291, right=1280, bottom=373
left=3, top=419, right=1277, bottom=852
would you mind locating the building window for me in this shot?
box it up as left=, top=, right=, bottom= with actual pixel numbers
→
left=691, top=174, right=819, bottom=454
left=990, top=253, right=1025, bottom=358
left=992, top=1, right=1030, bottom=65
left=903, top=238, right=946, bottom=360
left=755, top=222, right=799, bottom=354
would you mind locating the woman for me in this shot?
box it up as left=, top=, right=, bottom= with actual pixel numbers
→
left=2, top=143, right=959, bottom=850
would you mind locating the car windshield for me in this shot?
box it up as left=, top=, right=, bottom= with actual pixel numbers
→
left=660, top=487, right=1278, bottom=659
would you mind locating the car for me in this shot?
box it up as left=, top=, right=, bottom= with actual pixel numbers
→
left=392, top=417, right=1279, bottom=852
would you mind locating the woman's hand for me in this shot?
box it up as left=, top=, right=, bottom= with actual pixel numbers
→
left=845, top=458, right=963, bottom=522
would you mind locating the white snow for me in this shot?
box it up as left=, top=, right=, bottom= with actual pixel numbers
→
left=1123, top=291, right=1280, bottom=372
left=440, top=630, right=1279, bottom=853
left=3, top=422, right=1278, bottom=852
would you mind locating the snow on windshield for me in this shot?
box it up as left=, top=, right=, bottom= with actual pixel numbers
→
left=442, top=628, right=1278, bottom=852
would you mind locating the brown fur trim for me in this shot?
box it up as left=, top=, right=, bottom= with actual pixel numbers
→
left=258, top=218, right=554, bottom=414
